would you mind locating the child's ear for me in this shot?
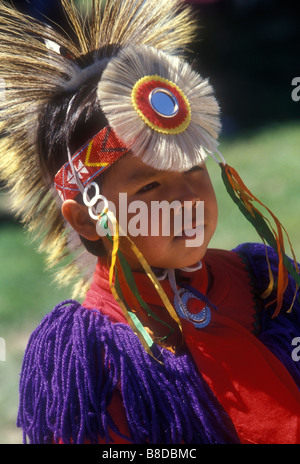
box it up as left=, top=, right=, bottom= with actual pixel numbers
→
left=61, top=199, right=100, bottom=241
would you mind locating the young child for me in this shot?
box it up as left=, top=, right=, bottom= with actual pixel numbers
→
left=0, top=0, right=300, bottom=445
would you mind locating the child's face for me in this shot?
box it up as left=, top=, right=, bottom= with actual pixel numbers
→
left=101, top=152, right=218, bottom=271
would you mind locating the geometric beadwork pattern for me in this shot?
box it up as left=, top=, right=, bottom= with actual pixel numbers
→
left=54, top=126, right=129, bottom=200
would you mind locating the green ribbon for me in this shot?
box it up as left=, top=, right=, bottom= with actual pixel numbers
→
left=100, top=212, right=174, bottom=347
left=220, top=163, right=300, bottom=288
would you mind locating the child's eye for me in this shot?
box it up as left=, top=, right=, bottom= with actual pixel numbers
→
left=185, top=165, right=204, bottom=174
left=137, top=181, right=160, bottom=194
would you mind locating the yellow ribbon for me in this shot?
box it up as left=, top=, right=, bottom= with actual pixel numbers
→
left=105, top=210, right=183, bottom=357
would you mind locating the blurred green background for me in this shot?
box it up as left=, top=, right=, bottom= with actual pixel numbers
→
left=1, top=0, right=299, bottom=444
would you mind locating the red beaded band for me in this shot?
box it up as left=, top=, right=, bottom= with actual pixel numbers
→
left=54, top=126, right=129, bottom=200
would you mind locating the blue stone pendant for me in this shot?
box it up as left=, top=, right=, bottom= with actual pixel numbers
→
left=174, top=289, right=211, bottom=329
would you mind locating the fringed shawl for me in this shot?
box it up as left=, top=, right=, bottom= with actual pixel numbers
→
left=17, top=301, right=239, bottom=444
left=17, top=243, right=300, bottom=444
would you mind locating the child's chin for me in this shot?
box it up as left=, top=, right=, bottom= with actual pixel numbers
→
left=164, top=247, right=207, bottom=270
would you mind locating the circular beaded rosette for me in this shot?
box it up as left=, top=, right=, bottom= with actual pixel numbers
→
left=97, top=45, right=220, bottom=171
left=131, top=75, right=191, bottom=134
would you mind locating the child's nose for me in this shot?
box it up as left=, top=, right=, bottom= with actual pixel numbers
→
left=172, top=179, right=199, bottom=207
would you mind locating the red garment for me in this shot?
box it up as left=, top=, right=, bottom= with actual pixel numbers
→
left=84, top=248, right=300, bottom=444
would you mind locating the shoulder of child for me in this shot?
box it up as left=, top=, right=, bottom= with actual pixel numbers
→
left=17, top=300, right=129, bottom=443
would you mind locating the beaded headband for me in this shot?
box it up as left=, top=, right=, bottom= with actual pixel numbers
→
left=54, top=126, right=129, bottom=201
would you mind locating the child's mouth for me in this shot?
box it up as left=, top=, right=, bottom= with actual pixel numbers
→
left=174, top=221, right=204, bottom=240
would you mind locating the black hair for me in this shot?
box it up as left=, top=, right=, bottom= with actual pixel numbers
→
left=37, top=53, right=118, bottom=257
left=38, top=45, right=121, bottom=182
left=38, top=75, right=107, bottom=184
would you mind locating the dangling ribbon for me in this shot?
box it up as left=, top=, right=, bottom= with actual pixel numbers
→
left=66, top=153, right=181, bottom=357
left=99, top=210, right=183, bottom=359
left=220, top=162, right=300, bottom=317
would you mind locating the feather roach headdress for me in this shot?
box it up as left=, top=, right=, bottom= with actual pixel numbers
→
left=0, top=0, right=198, bottom=296
left=0, top=0, right=299, bottom=356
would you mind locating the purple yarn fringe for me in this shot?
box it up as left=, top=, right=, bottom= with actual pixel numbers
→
left=17, top=301, right=240, bottom=444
